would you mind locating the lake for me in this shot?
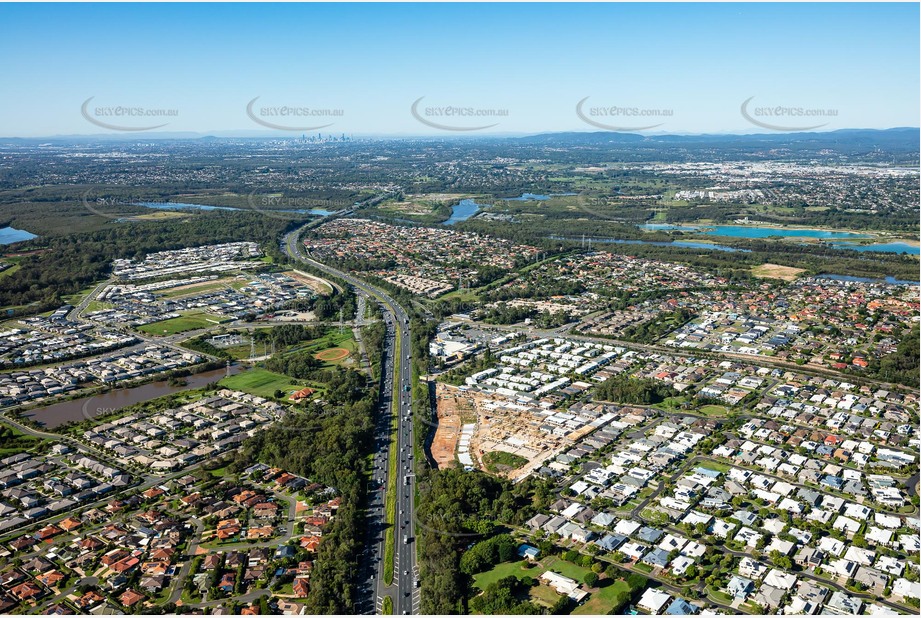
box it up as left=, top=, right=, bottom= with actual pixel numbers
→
left=826, top=241, right=919, bottom=255
left=639, top=223, right=918, bottom=255
left=23, top=365, right=243, bottom=429
left=444, top=199, right=485, bottom=225
left=0, top=226, right=37, bottom=245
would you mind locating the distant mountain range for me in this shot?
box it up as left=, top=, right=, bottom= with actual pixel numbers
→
left=515, top=128, right=920, bottom=149
left=1, top=127, right=918, bottom=153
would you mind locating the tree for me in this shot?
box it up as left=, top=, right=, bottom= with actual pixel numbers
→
left=584, top=572, right=599, bottom=587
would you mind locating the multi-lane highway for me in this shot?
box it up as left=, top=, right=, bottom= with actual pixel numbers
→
left=282, top=225, right=419, bottom=614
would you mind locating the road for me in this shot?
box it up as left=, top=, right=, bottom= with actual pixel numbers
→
left=282, top=224, right=419, bottom=614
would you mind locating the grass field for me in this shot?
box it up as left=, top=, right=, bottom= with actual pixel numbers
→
left=472, top=561, right=534, bottom=590
left=696, top=460, right=732, bottom=474
left=571, top=579, right=632, bottom=615
left=482, top=450, right=529, bottom=473
left=542, top=556, right=592, bottom=583
left=138, top=312, right=228, bottom=335
left=528, top=583, right=564, bottom=608
left=217, top=368, right=304, bottom=399
left=697, top=404, right=730, bottom=417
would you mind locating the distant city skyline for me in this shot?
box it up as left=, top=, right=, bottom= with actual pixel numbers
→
left=0, top=2, right=918, bottom=137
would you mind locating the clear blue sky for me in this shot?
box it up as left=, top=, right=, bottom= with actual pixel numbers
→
left=1, top=2, right=917, bottom=136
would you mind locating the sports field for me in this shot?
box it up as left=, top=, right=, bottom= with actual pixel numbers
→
left=217, top=368, right=305, bottom=399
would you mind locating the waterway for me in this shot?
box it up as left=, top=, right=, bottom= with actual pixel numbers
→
left=23, top=365, right=243, bottom=429
left=817, top=274, right=920, bottom=286
left=504, top=192, right=577, bottom=201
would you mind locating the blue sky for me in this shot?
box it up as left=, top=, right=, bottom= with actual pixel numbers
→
left=1, top=2, right=918, bottom=136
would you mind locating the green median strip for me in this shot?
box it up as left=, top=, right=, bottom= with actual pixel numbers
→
left=382, top=595, right=393, bottom=614
left=383, top=328, right=401, bottom=587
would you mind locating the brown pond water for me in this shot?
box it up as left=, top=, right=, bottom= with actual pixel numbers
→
left=23, top=365, right=243, bottom=428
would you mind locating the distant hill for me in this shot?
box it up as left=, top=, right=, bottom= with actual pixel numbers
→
left=515, top=128, right=920, bottom=153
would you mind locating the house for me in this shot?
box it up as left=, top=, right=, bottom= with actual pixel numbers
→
left=726, top=575, right=754, bottom=600
left=637, top=588, right=672, bottom=615
left=764, top=569, right=797, bottom=590
left=738, top=557, right=768, bottom=581
left=540, top=571, right=588, bottom=602
left=825, top=591, right=862, bottom=614
left=292, top=577, right=309, bottom=598
left=670, top=555, right=695, bottom=577
left=517, top=544, right=540, bottom=561
left=665, top=598, right=700, bottom=615
left=526, top=513, right=550, bottom=530
left=766, top=537, right=796, bottom=557
left=783, top=596, right=819, bottom=615
left=754, top=585, right=786, bottom=609
left=853, top=567, right=887, bottom=592
left=594, top=533, right=626, bottom=552
left=117, top=589, right=145, bottom=608
left=794, top=547, right=825, bottom=569
left=644, top=548, right=671, bottom=569
left=637, top=526, right=664, bottom=544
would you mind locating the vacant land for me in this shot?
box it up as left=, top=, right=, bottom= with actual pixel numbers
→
left=482, top=450, right=529, bottom=473
left=157, top=277, right=242, bottom=299
left=751, top=263, right=806, bottom=281
left=472, top=560, right=535, bottom=590
left=138, top=312, right=228, bottom=335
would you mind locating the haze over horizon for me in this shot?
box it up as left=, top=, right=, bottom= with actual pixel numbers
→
left=1, top=2, right=918, bottom=137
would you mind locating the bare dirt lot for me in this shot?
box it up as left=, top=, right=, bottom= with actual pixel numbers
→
left=431, top=383, right=475, bottom=469
left=751, top=263, right=806, bottom=281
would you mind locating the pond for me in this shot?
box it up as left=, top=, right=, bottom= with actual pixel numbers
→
left=23, top=365, right=243, bottom=428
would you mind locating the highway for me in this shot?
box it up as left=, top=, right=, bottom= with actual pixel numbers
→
left=282, top=225, right=419, bottom=614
